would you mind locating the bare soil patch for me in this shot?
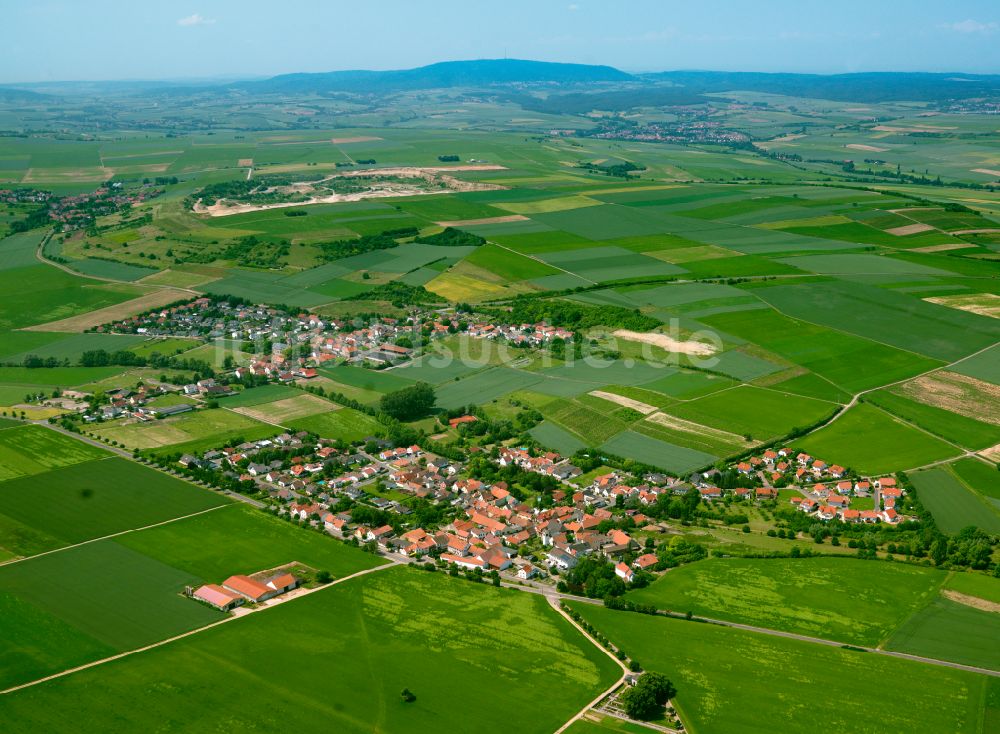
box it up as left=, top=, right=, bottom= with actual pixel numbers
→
left=23, top=289, right=184, bottom=332
left=330, top=136, right=383, bottom=144
left=846, top=144, right=889, bottom=152
left=611, top=329, right=717, bottom=356
left=231, top=394, right=337, bottom=425
left=238, top=158, right=253, bottom=167
left=971, top=168, right=1000, bottom=177
left=911, top=243, right=978, bottom=253
left=435, top=214, right=529, bottom=227
left=896, top=371, right=1000, bottom=426
left=588, top=390, right=657, bottom=415
left=645, top=411, right=751, bottom=445
left=925, top=293, right=1000, bottom=320
left=942, top=589, right=1000, bottom=614
left=885, top=223, right=935, bottom=236
left=979, top=443, right=1000, bottom=462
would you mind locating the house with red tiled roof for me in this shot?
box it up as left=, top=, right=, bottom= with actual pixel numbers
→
left=193, top=584, right=243, bottom=611
left=223, top=575, right=275, bottom=603
left=614, top=562, right=635, bottom=583
left=633, top=553, right=658, bottom=570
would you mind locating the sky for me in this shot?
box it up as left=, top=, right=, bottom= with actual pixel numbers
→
left=1, top=0, right=999, bottom=83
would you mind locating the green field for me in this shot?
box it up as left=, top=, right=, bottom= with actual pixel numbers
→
left=570, top=602, right=992, bottom=734
left=0, top=425, right=108, bottom=482
left=0, top=540, right=225, bottom=690
left=951, top=458, right=1000, bottom=503
left=909, top=465, right=1000, bottom=535
left=944, top=572, right=1000, bottom=605
left=865, top=388, right=1000, bottom=451
left=90, top=408, right=274, bottom=452
left=886, top=597, right=1000, bottom=671
left=0, top=457, right=231, bottom=555
left=796, top=403, right=960, bottom=474
left=216, top=383, right=301, bottom=407
left=626, top=557, right=944, bottom=646
left=529, top=419, right=588, bottom=455
left=666, top=385, right=837, bottom=442
left=114, top=503, right=381, bottom=581
left=1, top=568, right=620, bottom=733
left=288, top=406, right=382, bottom=442
left=601, top=430, right=717, bottom=473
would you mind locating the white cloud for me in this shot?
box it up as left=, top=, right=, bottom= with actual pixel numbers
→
left=941, top=19, right=997, bottom=34
left=177, top=13, right=215, bottom=27
left=567, top=4, right=580, bottom=10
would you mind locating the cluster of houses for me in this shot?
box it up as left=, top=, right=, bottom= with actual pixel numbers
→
left=83, top=385, right=194, bottom=422
left=466, top=322, right=575, bottom=346
left=191, top=570, right=301, bottom=611
left=702, top=448, right=907, bottom=525
left=80, top=379, right=236, bottom=423
left=95, top=296, right=586, bottom=385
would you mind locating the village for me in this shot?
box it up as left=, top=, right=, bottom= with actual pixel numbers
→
left=162, top=413, right=910, bottom=610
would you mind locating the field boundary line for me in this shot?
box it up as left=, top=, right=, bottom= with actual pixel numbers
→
left=801, top=338, right=1000, bottom=438
left=0, top=503, right=235, bottom=568
left=0, top=560, right=395, bottom=695
left=33, top=231, right=200, bottom=296
left=550, top=596, right=630, bottom=734
left=488, top=239, right=599, bottom=285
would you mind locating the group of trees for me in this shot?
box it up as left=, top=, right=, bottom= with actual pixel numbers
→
left=318, top=227, right=420, bottom=261
left=619, top=672, right=676, bottom=720
left=494, top=298, right=660, bottom=333
left=220, top=235, right=290, bottom=269
left=379, top=382, right=436, bottom=422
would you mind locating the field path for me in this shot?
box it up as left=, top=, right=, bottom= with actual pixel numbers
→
left=34, top=420, right=265, bottom=509
left=800, top=338, right=1000, bottom=446
left=489, top=239, right=599, bottom=285
left=550, top=596, right=630, bottom=734
left=0, top=560, right=396, bottom=696
left=0, top=501, right=233, bottom=568
left=481, top=577, right=1000, bottom=679
left=34, top=232, right=199, bottom=295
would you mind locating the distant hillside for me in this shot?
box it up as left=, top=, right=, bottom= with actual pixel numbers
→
left=0, top=86, right=55, bottom=102
left=640, top=70, right=1000, bottom=102
left=237, top=58, right=634, bottom=94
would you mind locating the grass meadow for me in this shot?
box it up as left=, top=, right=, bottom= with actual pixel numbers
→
left=626, top=557, right=945, bottom=647
left=0, top=457, right=231, bottom=555
left=796, top=404, right=960, bottom=474
left=570, top=602, right=993, bottom=734
left=1, top=568, right=620, bottom=733
left=0, top=425, right=108, bottom=481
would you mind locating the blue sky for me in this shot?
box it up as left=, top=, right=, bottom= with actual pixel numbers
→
left=2, top=1, right=999, bottom=83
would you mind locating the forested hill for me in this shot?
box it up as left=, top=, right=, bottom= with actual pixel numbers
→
left=234, top=59, right=635, bottom=94
left=639, top=70, right=1000, bottom=102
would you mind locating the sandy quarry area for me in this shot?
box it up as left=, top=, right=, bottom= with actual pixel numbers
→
left=193, top=166, right=508, bottom=217
left=588, top=390, right=657, bottom=415
left=612, top=329, right=717, bottom=356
